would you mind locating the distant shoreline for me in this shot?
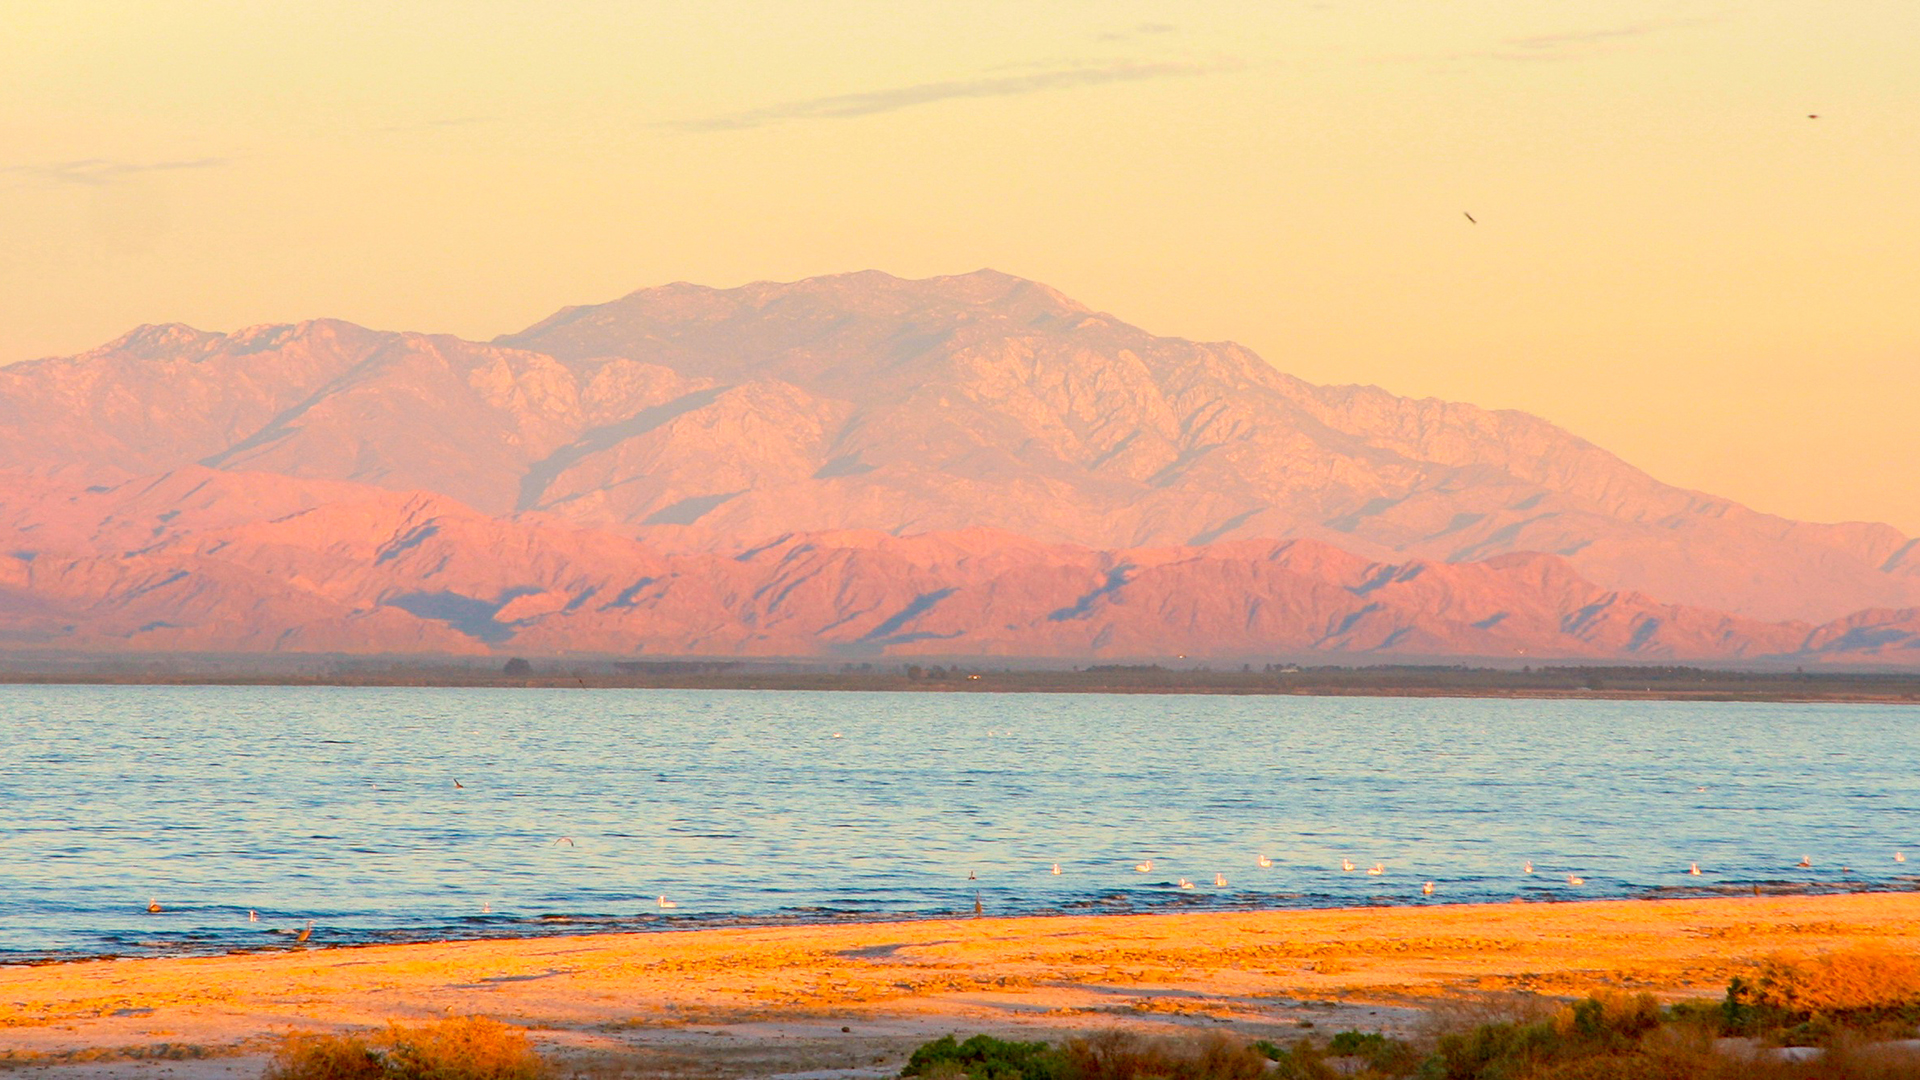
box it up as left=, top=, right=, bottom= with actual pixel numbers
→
left=2, top=660, right=1918, bottom=703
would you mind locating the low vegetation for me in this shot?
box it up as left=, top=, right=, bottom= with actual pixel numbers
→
left=265, top=1017, right=549, bottom=1080
left=904, top=947, right=1920, bottom=1080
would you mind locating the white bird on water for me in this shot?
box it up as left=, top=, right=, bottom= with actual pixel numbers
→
left=248, top=910, right=259, bottom=922
left=1051, top=863, right=1062, bottom=875
left=1524, top=861, right=1534, bottom=874
left=1256, top=855, right=1273, bottom=869
left=1367, top=863, right=1385, bottom=876
left=147, top=898, right=162, bottom=914
left=1897, top=851, right=1907, bottom=863
left=1567, top=873, right=1585, bottom=886
left=1341, top=858, right=1356, bottom=872
left=1422, top=882, right=1435, bottom=896
left=658, top=896, right=678, bottom=909
left=1689, top=863, right=1702, bottom=876
left=481, top=901, right=491, bottom=914
left=1177, top=878, right=1195, bottom=890
left=1135, top=860, right=1153, bottom=872
left=1797, top=855, right=1813, bottom=868
left=1214, top=873, right=1228, bottom=887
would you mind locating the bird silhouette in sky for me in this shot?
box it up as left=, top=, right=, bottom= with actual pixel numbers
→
left=1463, top=211, right=1477, bottom=224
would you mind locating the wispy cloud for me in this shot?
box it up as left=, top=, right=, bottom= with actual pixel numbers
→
left=1095, top=22, right=1178, bottom=43
left=1497, top=15, right=1717, bottom=58
left=665, top=58, right=1236, bottom=133
left=3, top=157, right=229, bottom=186
left=1375, top=13, right=1725, bottom=65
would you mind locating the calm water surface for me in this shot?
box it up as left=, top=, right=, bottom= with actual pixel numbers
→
left=1, top=686, right=1915, bottom=961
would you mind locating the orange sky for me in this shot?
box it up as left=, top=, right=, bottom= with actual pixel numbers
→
left=3, top=1, right=1915, bottom=532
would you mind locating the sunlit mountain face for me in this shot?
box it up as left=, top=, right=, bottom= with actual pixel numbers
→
left=1, top=271, right=1915, bottom=663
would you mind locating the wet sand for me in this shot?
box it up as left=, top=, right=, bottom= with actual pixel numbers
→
left=4, top=893, right=1917, bottom=1078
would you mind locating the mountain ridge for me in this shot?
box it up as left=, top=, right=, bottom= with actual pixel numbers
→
left=1, top=269, right=1914, bottom=660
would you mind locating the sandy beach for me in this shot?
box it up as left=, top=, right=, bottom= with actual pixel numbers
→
left=4, top=892, right=1917, bottom=1078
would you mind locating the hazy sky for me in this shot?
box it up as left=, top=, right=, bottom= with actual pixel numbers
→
left=4, top=0, right=1916, bottom=531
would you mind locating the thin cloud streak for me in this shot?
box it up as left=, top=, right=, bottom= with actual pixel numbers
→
left=665, top=59, right=1237, bottom=133
left=1373, top=12, right=1726, bottom=65
left=3, top=157, right=229, bottom=186
left=1502, top=15, right=1719, bottom=54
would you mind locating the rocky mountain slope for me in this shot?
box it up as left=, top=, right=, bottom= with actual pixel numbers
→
left=2, top=466, right=1912, bottom=664
left=1, top=270, right=1914, bottom=662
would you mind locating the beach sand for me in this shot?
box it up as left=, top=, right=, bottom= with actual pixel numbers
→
left=5, top=893, right=1917, bottom=1079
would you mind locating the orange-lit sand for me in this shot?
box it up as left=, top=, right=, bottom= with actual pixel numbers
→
left=4, top=893, right=1917, bottom=1077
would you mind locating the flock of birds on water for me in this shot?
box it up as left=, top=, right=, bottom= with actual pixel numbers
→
left=142, top=846, right=1908, bottom=945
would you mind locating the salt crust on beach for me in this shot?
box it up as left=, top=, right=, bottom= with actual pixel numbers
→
left=4, top=894, right=1918, bottom=1079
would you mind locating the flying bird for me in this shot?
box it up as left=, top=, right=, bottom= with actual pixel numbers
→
left=1463, top=211, right=1477, bottom=224
left=554, top=837, right=575, bottom=847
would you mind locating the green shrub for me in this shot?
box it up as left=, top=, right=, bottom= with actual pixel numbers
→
left=904, top=1034, right=1065, bottom=1080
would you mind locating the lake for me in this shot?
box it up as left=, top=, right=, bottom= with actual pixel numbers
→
left=1, top=685, right=1914, bottom=961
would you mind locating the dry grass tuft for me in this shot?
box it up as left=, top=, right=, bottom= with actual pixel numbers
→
left=1752, top=947, right=1920, bottom=1015
left=265, top=1017, right=549, bottom=1080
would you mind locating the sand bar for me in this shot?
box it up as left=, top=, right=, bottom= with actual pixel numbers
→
left=4, top=893, right=1918, bottom=1075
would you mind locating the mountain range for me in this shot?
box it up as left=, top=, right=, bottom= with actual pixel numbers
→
left=2, top=270, right=1915, bottom=664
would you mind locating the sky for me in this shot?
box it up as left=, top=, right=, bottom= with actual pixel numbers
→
left=3, top=0, right=1916, bottom=532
